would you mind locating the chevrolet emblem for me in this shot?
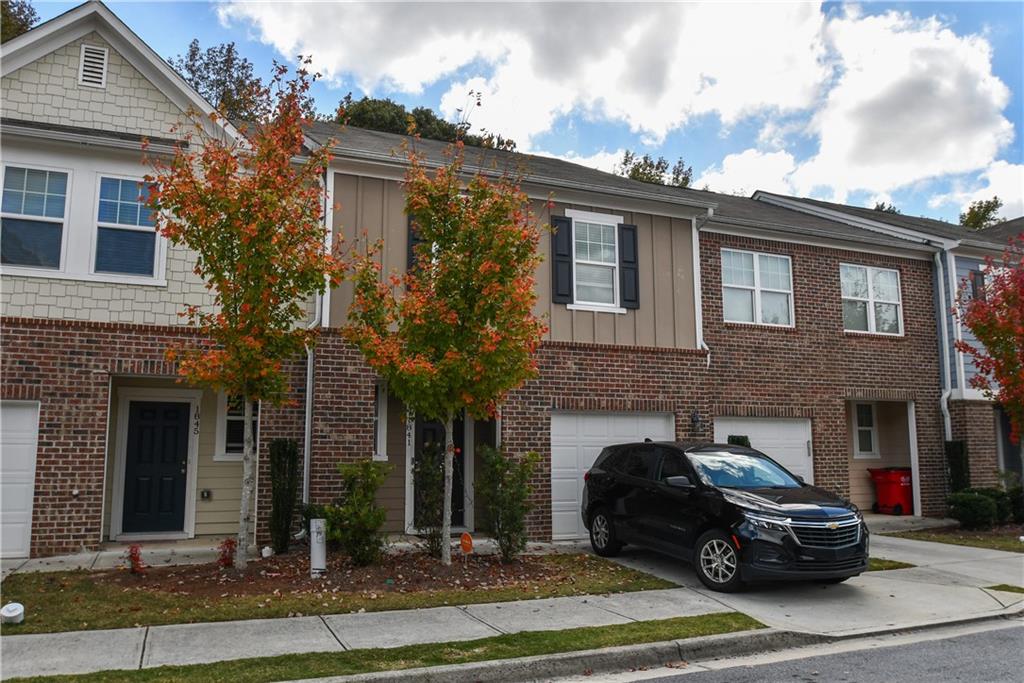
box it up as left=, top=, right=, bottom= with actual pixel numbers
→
left=826, top=522, right=838, bottom=530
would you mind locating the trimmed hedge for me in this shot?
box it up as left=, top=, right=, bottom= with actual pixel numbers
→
left=963, top=487, right=1012, bottom=524
left=947, top=491, right=998, bottom=530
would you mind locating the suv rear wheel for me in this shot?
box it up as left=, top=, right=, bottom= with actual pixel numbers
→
left=694, top=530, right=743, bottom=592
left=589, top=507, right=622, bottom=557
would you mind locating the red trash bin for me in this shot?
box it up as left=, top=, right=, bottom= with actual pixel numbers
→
left=868, top=467, right=913, bottom=516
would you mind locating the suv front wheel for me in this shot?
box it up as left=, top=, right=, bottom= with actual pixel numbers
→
left=589, top=507, right=622, bottom=557
left=694, top=530, right=743, bottom=592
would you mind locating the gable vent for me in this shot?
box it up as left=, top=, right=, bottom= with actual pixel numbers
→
left=78, top=44, right=108, bottom=88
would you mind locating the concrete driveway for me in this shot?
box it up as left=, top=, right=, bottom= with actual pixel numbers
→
left=607, top=535, right=1023, bottom=637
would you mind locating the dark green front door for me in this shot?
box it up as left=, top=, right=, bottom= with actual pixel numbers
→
left=415, top=418, right=465, bottom=528
left=122, top=401, right=189, bottom=533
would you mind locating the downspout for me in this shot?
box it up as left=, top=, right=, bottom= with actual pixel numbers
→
left=303, top=168, right=332, bottom=504
left=934, top=251, right=953, bottom=441
left=693, top=211, right=712, bottom=368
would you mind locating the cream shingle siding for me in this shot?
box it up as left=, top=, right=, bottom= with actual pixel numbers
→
left=2, top=32, right=187, bottom=140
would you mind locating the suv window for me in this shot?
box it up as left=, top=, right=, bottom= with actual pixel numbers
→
left=613, top=446, right=657, bottom=479
left=657, top=449, right=690, bottom=480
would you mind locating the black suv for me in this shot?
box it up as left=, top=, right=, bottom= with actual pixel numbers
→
left=582, top=442, right=868, bottom=592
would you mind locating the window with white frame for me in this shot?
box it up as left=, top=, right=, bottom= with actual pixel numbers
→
left=840, top=264, right=902, bottom=335
left=852, top=402, right=878, bottom=458
left=1, top=165, right=70, bottom=269
left=572, top=212, right=619, bottom=307
left=95, top=176, right=158, bottom=277
left=215, top=393, right=259, bottom=461
left=721, top=249, right=794, bottom=326
left=373, top=382, right=388, bottom=462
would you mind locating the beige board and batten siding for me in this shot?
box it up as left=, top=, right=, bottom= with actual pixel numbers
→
left=103, top=377, right=243, bottom=539
left=328, top=172, right=699, bottom=349
left=846, top=401, right=912, bottom=509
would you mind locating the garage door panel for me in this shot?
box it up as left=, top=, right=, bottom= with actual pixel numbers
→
left=550, top=411, right=674, bottom=540
left=1, top=402, right=40, bottom=558
left=713, top=417, right=814, bottom=484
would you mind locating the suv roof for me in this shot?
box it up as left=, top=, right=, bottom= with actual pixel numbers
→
left=608, top=441, right=761, bottom=456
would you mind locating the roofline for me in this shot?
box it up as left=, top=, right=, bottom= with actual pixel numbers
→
left=752, top=191, right=960, bottom=250
left=1, top=119, right=181, bottom=154
left=309, top=135, right=719, bottom=212
left=1, top=1, right=239, bottom=142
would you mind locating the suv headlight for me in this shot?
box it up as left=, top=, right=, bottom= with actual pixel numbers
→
left=742, top=511, right=791, bottom=532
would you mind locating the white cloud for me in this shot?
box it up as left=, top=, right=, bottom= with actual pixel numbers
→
left=219, top=2, right=828, bottom=149
left=929, top=161, right=1024, bottom=218
left=789, top=9, right=1014, bottom=201
left=696, top=149, right=797, bottom=195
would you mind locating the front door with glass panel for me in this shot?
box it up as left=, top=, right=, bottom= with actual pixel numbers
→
left=414, top=418, right=466, bottom=528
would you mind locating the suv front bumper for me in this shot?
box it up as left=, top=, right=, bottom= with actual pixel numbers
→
left=736, top=523, right=870, bottom=582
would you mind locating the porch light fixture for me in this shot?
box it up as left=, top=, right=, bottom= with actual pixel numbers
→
left=690, top=409, right=703, bottom=434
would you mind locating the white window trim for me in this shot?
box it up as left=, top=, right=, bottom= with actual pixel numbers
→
left=566, top=208, right=622, bottom=310
left=214, top=391, right=260, bottom=462
left=720, top=248, right=795, bottom=328
left=851, top=401, right=880, bottom=459
left=78, top=44, right=108, bottom=89
left=1, top=162, right=74, bottom=273
left=841, top=263, right=904, bottom=336
left=0, top=149, right=169, bottom=286
left=89, top=172, right=165, bottom=283
left=373, top=381, right=388, bottom=462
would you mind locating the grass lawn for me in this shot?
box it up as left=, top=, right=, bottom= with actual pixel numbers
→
left=0, top=553, right=673, bottom=636
left=867, top=557, right=915, bottom=571
left=886, top=525, right=1024, bottom=554
left=987, top=584, right=1024, bottom=594
left=9, top=612, right=762, bottom=683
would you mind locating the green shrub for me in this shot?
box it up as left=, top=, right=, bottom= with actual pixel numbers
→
left=335, top=460, right=390, bottom=566
left=412, top=443, right=446, bottom=558
left=727, top=434, right=751, bottom=448
left=1008, top=486, right=1024, bottom=524
left=269, top=439, right=301, bottom=553
left=945, top=441, right=970, bottom=493
left=947, top=491, right=998, bottom=530
left=964, top=487, right=1012, bottom=524
left=479, top=446, right=539, bottom=562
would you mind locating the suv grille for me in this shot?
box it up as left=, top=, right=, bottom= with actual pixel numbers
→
left=794, top=557, right=865, bottom=572
left=790, top=517, right=861, bottom=548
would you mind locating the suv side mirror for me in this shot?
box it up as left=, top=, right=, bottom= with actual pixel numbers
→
left=665, top=475, right=695, bottom=490
left=795, top=475, right=805, bottom=484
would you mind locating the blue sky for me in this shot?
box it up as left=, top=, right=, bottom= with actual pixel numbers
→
left=38, top=1, right=1024, bottom=222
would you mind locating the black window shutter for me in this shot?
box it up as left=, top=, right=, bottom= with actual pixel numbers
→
left=618, top=223, right=639, bottom=309
left=551, top=215, right=573, bottom=303
left=407, top=215, right=424, bottom=271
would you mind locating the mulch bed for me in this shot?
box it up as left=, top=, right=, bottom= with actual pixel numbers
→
left=93, top=549, right=602, bottom=600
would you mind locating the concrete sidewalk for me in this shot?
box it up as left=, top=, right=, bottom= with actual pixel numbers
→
left=0, top=588, right=731, bottom=679
left=610, top=535, right=1023, bottom=638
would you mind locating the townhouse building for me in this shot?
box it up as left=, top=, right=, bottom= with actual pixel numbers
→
left=1, top=2, right=1016, bottom=559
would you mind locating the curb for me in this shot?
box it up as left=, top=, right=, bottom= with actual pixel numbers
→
left=297, top=628, right=826, bottom=683
left=298, top=608, right=1024, bottom=683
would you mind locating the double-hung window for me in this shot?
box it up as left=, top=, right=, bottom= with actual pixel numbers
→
left=1, top=165, right=70, bottom=269
left=852, top=402, right=878, bottom=458
left=840, top=264, right=902, bottom=335
left=215, top=393, right=260, bottom=461
left=372, top=382, right=388, bottom=462
left=721, top=248, right=793, bottom=326
left=572, top=214, right=619, bottom=307
left=95, top=176, right=158, bottom=277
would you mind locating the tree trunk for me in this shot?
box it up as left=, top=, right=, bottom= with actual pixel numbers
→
left=236, top=396, right=255, bottom=570
left=441, top=411, right=454, bottom=566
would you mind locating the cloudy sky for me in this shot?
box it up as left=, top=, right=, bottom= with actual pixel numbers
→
left=42, top=1, right=1023, bottom=222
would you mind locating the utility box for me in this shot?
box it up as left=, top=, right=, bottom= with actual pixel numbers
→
left=310, top=518, right=326, bottom=577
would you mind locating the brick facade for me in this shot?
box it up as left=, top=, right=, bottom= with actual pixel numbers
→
left=950, top=400, right=1000, bottom=488
left=0, top=317, right=306, bottom=556
left=699, top=232, right=948, bottom=515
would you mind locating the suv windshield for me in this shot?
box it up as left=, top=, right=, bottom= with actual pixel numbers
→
left=686, top=451, right=802, bottom=489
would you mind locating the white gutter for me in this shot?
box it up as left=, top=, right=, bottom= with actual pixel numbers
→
left=694, top=211, right=712, bottom=368
left=934, top=251, right=953, bottom=441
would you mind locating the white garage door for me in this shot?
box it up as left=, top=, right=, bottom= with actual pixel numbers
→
left=551, top=411, right=674, bottom=540
left=714, top=417, right=814, bottom=484
left=1, top=401, right=40, bottom=558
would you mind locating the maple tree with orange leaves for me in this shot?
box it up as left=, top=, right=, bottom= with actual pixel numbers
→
left=145, top=62, right=342, bottom=569
left=344, top=137, right=547, bottom=565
